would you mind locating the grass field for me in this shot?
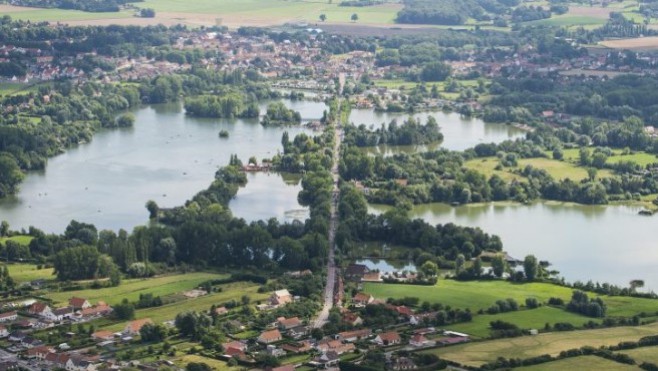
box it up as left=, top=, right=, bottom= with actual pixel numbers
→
left=423, top=321, right=658, bottom=367
left=2, top=0, right=402, bottom=27
left=607, top=152, right=658, bottom=167
left=101, top=281, right=267, bottom=331
left=444, top=306, right=596, bottom=338
left=617, top=345, right=658, bottom=364
left=363, top=280, right=658, bottom=317
left=6, top=264, right=54, bottom=283
left=464, top=156, right=613, bottom=182
left=46, top=272, right=225, bottom=305
left=516, top=355, right=640, bottom=371
left=173, top=354, right=238, bottom=371
left=526, top=15, right=606, bottom=27
left=0, top=236, right=33, bottom=246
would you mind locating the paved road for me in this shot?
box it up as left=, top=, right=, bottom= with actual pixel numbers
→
left=0, top=348, right=39, bottom=371
left=313, top=74, right=345, bottom=329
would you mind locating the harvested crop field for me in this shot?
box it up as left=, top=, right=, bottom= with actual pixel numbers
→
left=600, top=36, right=658, bottom=50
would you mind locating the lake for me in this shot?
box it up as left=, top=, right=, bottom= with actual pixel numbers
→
left=349, top=109, right=525, bottom=152
left=0, top=101, right=319, bottom=233
left=369, top=202, right=658, bottom=290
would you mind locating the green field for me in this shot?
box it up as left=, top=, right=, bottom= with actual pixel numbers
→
left=0, top=235, right=33, bottom=246
left=174, top=355, right=238, bottom=371
left=423, top=321, right=658, bottom=367
left=465, top=156, right=614, bottom=182
left=444, top=306, right=595, bottom=338
left=101, top=281, right=267, bottom=331
left=6, top=264, right=54, bottom=283
left=617, top=345, right=658, bottom=364
left=363, top=280, right=658, bottom=317
left=46, top=272, right=225, bottom=305
left=607, top=152, right=658, bottom=167
left=525, top=15, right=607, bottom=27
left=516, top=355, right=640, bottom=371
left=4, top=7, right=133, bottom=22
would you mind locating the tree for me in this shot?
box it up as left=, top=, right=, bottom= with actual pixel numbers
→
left=0, top=221, right=8, bottom=237
left=114, top=299, right=135, bottom=320
left=53, top=246, right=101, bottom=281
left=420, top=261, right=439, bottom=277
left=629, top=279, right=645, bottom=293
left=420, top=62, right=452, bottom=82
left=320, top=14, right=327, bottom=22
left=491, top=255, right=507, bottom=278
left=146, top=200, right=159, bottom=219
left=116, top=113, right=135, bottom=127
left=523, top=255, right=538, bottom=281
left=454, top=254, right=465, bottom=275
left=186, top=363, right=211, bottom=371
left=140, top=323, right=167, bottom=342
left=351, top=13, right=359, bottom=22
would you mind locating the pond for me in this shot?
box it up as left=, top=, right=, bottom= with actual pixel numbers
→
left=349, top=109, right=525, bottom=152
left=369, top=202, right=658, bottom=290
left=0, top=101, right=320, bottom=233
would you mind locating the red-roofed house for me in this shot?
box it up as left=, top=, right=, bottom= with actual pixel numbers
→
left=25, top=345, right=55, bottom=360
left=258, top=329, right=282, bottom=344
left=69, top=297, right=91, bottom=310
left=91, top=330, right=114, bottom=342
left=0, top=311, right=17, bottom=323
left=123, top=318, right=153, bottom=336
left=352, top=293, right=374, bottom=307
left=410, top=334, right=435, bottom=348
left=28, top=302, right=53, bottom=319
left=373, top=331, right=401, bottom=346
left=277, top=316, right=302, bottom=330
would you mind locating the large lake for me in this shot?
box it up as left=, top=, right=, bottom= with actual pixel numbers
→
left=370, top=202, right=658, bottom=290
left=0, top=101, right=320, bottom=233
left=349, top=109, right=524, bottom=152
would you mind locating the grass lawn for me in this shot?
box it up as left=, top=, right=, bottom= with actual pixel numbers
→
left=373, top=79, right=419, bottom=90
left=516, top=355, right=640, bottom=371
left=444, top=306, right=596, bottom=338
left=46, top=272, right=226, bottom=305
left=617, top=345, right=658, bottom=364
left=6, top=264, right=54, bottom=283
left=423, top=321, right=658, bottom=367
left=607, top=152, right=658, bottom=167
left=464, top=156, right=614, bottom=182
left=0, top=235, right=33, bottom=246
left=101, top=281, right=267, bottom=331
left=362, top=280, right=658, bottom=317
left=173, top=354, right=238, bottom=370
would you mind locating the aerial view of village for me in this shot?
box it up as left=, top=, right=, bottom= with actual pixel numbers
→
left=0, top=0, right=658, bottom=370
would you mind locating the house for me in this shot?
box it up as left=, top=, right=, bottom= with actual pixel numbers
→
left=45, top=353, right=70, bottom=369
left=373, top=331, right=401, bottom=346
left=288, top=325, right=309, bottom=339
left=0, top=311, right=17, bottom=322
left=337, top=328, right=372, bottom=342
left=122, top=318, right=153, bottom=336
left=52, top=307, right=74, bottom=321
left=66, top=355, right=97, bottom=371
left=409, top=334, right=435, bottom=348
left=8, top=331, right=26, bottom=342
left=91, top=330, right=114, bottom=342
left=257, top=329, right=282, bottom=344
left=313, top=351, right=340, bottom=367
left=28, top=302, right=53, bottom=319
left=78, top=302, right=112, bottom=318
left=277, top=316, right=302, bottom=330
left=352, top=293, right=374, bottom=307
left=344, top=264, right=369, bottom=281
left=0, top=325, right=8, bottom=338
left=224, top=340, right=247, bottom=353
left=214, top=306, right=228, bottom=316
left=265, top=344, right=286, bottom=358
left=269, top=289, right=293, bottom=307
left=341, top=312, right=363, bottom=326
left=21, top=336, right=44, bottom=349
left=317, top=339, right=355, bottom=355
left=69, top=297, right=91, bottom=311
left=281, top=340, right=312, bottom=354
left=25, top=345, right=55, bottom=360
left=392, top=357, right=416, bottom=370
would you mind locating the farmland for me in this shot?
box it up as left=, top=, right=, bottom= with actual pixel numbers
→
left=101, top=281, right=268, bottom=331
left=464, top=156, right=614, bottom=182
left=443, top=306, right=595, bottom=338
left=423, top=321, right=658, bottom=367
left=617, top=345, right=658, bottom=364
left=363, top=280, right=658, bottom=317
left=45, top=272, right=226, bottom=305
left=6, top=264, right=54, bottom=283
left=516, top=356, right=641, bottom=371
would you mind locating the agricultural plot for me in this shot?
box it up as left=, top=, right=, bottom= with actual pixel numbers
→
left=102, top=281, right=267, bottom=331
left=444, top=306, right=596, bottom=338
left=516, top=356, right=641, bottom=371
left=363, top=280, right=658, bottom=317
left=423, top=321, right=658, bottom=367
left=617, top=345, right=658, bottom=364
left=46, top=272, right=225, bottom=305
left=6, top=264, right=54, bottom=283
left=464, top=156, right=614, bottom=182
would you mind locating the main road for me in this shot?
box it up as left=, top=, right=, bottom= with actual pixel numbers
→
left=313, top=74, right=345, bottom=329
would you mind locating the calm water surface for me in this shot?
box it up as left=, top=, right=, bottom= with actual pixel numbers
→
left=349, top=109, right=524, bottom=152
left=0, top=101, right=319, bottom=233
left=370, top=202, right=658, bottom=290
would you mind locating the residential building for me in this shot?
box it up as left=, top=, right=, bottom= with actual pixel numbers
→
left=258, top=329, right=282, bottom=344
left=277, top=316, right=302, bottom=330
left=373, top=331, right=401, bottom=346
left=0, top=311, right=17, bottom=323
left=69, top=297, right=91, bottom=311
left=269, top=289, right=293, bottom=307
left=122, top=318, right=153, bottom=336
left=352, top=293, right=374, bottom=307
left=337, top=329, right=372, bottom=342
